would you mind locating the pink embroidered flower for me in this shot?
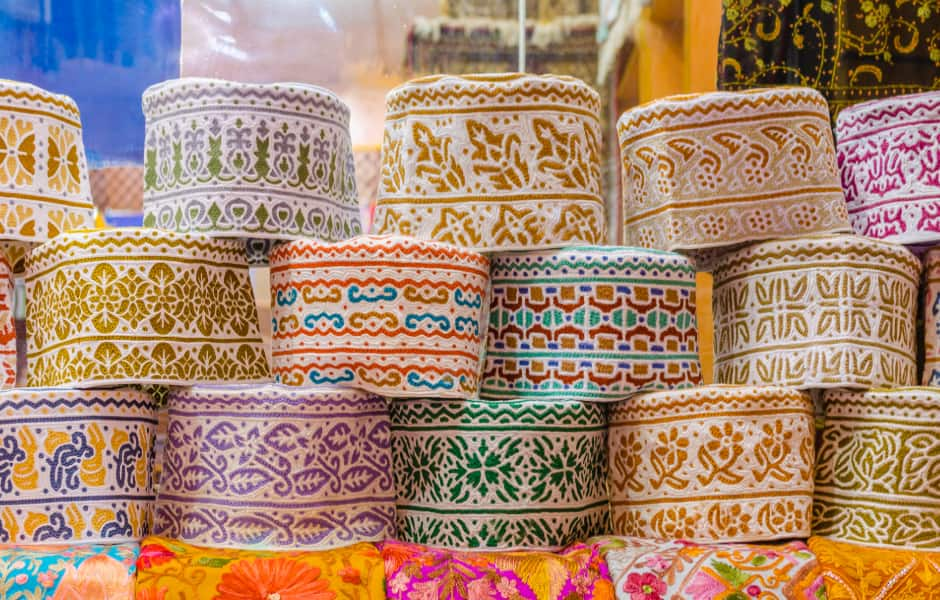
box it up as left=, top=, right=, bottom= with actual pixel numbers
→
left=467, top=578, right=495, bottom=600
left=747, top=584, right=761, bottom=597
left=37, top=571, right=57, bottom=588
left=495, top=576, right=519, bottom=597
left=388, top=572, right=409, bottom=595
left=13, top=574, right=27, bottom=585
left=623, top=572, right=666, bottom=600
left=645, top=554, right=671, bottom=572
left=685, top=571, right=725, bottom=599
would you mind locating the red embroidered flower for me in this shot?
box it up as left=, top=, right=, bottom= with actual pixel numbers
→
left=137, top=543, right=175, bottom=570
left=213, top=558, right=336, bottom=600
left=623, top=572, right=666, bottom=600
left=338, top=565, right=361, bottom=585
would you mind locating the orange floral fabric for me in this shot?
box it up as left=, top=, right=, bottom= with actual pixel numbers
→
left=809, top=536, right=940, bottom=599
left=134, top=536, right=384, bottom=600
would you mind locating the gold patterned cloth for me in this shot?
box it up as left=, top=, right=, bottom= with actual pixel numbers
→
left=809, top=536, right=940, bottom=598
left=0, top=80, right=97, bottom=269
left=924, top=248, right=940, bottom=385
left=718, top=0, right=940, bottom=123
left=618, top=87, right=850, bottom=255
left=609, top=385, right=815, bottom=543
left=372, top=73, right=606, bottom=251
left=712, top=234, right=919, bottom=389
left=25, top=228, right=270, bottom=387
left=814, top=388, right=940, bottom=549
left=0, top=388, right=157, bottom=544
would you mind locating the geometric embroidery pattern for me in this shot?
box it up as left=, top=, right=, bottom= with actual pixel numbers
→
left=142, top=78, right=362, bottom=264
left=155, top=385, right=395, bottom=550
left=713, top=234, right=920, bottom=389
left=0, top=388, right=157, bottom=544
left=391, top=399, right=609, bottom=550
left=924, top=248, right=940, bottom=385
left=609, top=385, right=815, bottom=543
left=482, top=246, right=700, bottom=402
left=373, top=73, right=607, bottom=251
left=814, top=388, right=940, bottom=549
left=838, top=91, right=940, bottom=245
left=618, top=87, right=849, bottom=254
left=270, top=236, right=489, bottom=399
left=0, top=80, right=96, bottom=269
left=25, top=228, right=270, bottom=387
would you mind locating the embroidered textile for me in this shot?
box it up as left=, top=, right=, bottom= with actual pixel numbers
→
left=597, top=536, right=825, bottom=600
left=482, top=246, right=700, bottom=402
left=0, top=80, right=96, bottom=269
left=837, top=91, right=940, bottom=244
left=712, top=234, right=919, bottom=389
left=0, top=542, right=138, bottom=599
left=154, top=384, right=395, bottom=549
left=372, top=73, right=606, bottom=251
left=924, top=248, right=940, bottom=385
left=381, top=540, right=614, bottom=600
left=135, top=536, right=385, bottom=600
left=25, top=228, right=270, bottom=387
left=391, top=398, right=608, bottom=550
left=618, top=87, right=849, bottom=254
left=442, top=0, right=597, bottom=19
left=809, top=535, right=940, bottom=598
left=0, top=388, right=157, bottom=544
left=0, top=255, right=14, bottom=388
left=609, top=385, right=815, bottom=543
left=814, top=388, right=940, bottom=549
left=142, top=78, right=361, bottom=263
left=717, top=0, right=940, bottom=123
left=270, top=235, right=489, bottom=398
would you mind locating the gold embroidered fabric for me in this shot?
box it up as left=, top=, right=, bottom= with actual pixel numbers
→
left=809, top=536, right=940, bottom=598
left=0, top=388, right=157, bottom=544
left=814, top=388, right=940, bottom=549
left=618, top=87, right=850, bottom=254
left=372, top=73, right=607, bottom=251
left=718, top=0, right=940, bottom=123
left=25, top=228, right=270, bottom=387
left=712, top=234, right=919, bottom=389
left=924, top=248, right=940, bottom=385
left=0, top=79, right=96, bottom=269
left=609, top=385, right=815, bottom=543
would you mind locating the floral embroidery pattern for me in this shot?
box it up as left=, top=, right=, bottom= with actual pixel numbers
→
left=25, top=228, right=270, bottom=387
left=381, top=540, right=614, bottom=600
left=143, top=78, right=361, bottom=264
left=609, top=386, right=815, bottom=543
left=391, top=399, right=608, bottom=550
left=0, top=389, right=156, bottom=545
left=374, top=74, right=606, bottom=251
left=135, top=536, right=384, bottom=600
left=0, top=543, right=138, bottom=599
left=712, top=234, right=919, bottom=389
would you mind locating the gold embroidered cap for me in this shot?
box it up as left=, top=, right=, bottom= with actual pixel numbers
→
left=0, top=79, right=97, bottom=268
left=609, top=385, right=815, bottom=543
left=372, top=73, right=606, bottom=251
left=712, top=234, right=919, bottom=389
left=618, top=87, right=850, bottom=253
left=26, top=228, right=270, bottom=387
left=814, top=388, right=940, bottom=549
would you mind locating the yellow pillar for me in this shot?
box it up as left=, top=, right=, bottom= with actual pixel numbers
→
left=683, top=0, right=722, bottom=93
left=635, top=7, right=684, bottom=103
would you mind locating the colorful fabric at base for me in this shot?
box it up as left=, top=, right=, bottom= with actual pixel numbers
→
left=482, top=247, right=700, bottom=402
left=837, top=91, right=940, bottom=244
left=382, top=540, right=614, bottom=600
left=809, top=536, right=940, bottom=598
left=813, top=388, right=940, bottom=549
left=391, top=399, right=608, bottom=550
left=25, top=228, right=269, bottom=387
left=136, top=536, right=384, bottom=599
left=270, top=235, right=489, bottom=398
left=142, top=78, right=361, bottom=264
left=373, top=73, right=606, bottom=251
left=617, top=87, right=849, bottom=254
left=712, top=234, right=919, bottom=389
left=596, top=536, right=825, bottom=600
left=155, top=385, right=395, bottom=549
left=0, top=255, right=15, bottom=388
left=0, top=80, right=96, bottom=270
left=609, top=385, right=815, bottom=543
left=925, top=249, right=940, bottom=385
left=0, top=388, right=156, bottom=544
left=0, top=542, right=138, bottom=599
left=717, top=0, right=940, bottom=123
